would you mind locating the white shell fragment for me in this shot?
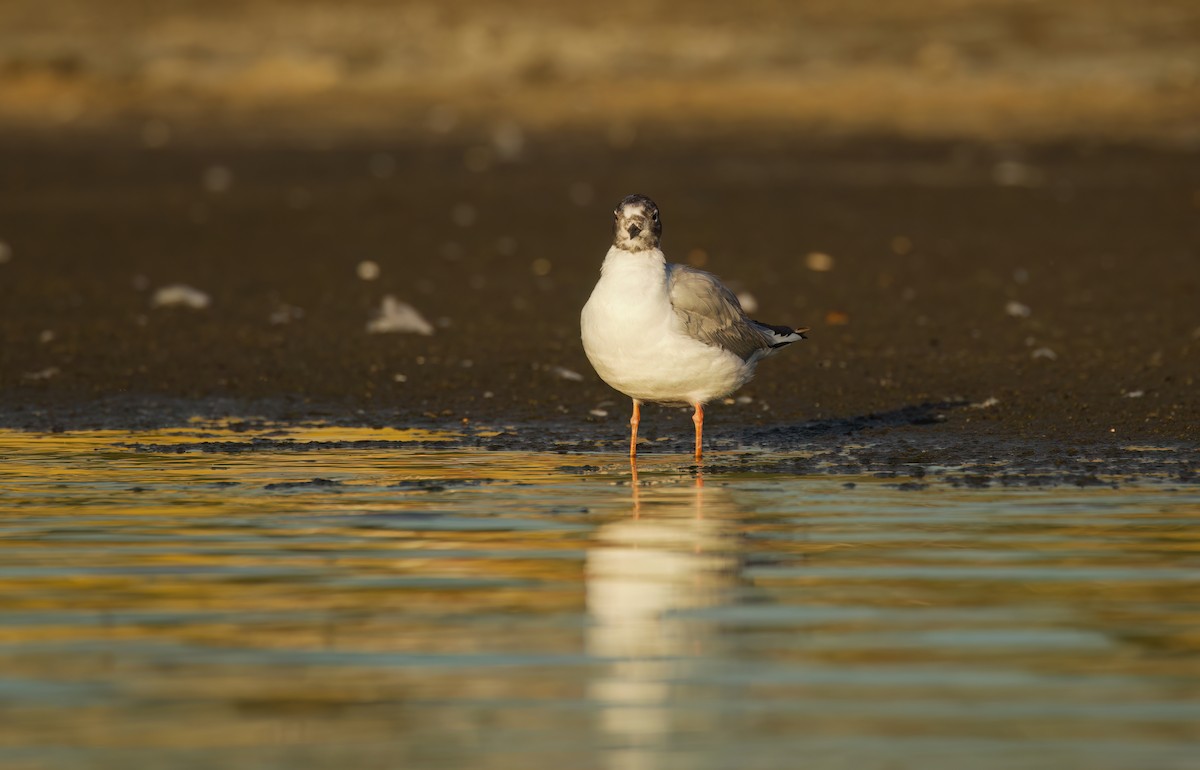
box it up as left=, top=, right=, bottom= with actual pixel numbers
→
left=547, top=365, right=584, bottom=382
left=1005, top=300, right=1032, bottom=318
left=151, top=284, right=211, bottom=309
left=268, top=303, right=304, bottom=325
left=23, top=367, right=60, bottom=381
left=366, top=295, right=434, bottom=335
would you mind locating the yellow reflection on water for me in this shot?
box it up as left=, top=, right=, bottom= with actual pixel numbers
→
left=0, top=425, right=1198, bottom=769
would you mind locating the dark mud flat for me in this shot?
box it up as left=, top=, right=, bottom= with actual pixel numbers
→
left=109, top=427, right=1198, bottom=489
left=1, top=133, right=1197, bottom=479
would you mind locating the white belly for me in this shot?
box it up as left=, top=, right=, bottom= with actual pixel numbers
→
left=580, top=250, right=753, bottom=404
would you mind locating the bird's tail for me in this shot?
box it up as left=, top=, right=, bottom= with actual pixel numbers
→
left=756, top=322, right=809, bottom=348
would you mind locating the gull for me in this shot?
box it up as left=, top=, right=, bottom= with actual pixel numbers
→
left=581, top=194, right=808, bottom=461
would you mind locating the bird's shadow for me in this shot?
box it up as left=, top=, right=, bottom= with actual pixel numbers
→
left=737, top=399, right=970, bottom=449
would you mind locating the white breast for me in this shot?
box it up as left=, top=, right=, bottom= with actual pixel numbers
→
left=581, top=247, right=752, bottom=404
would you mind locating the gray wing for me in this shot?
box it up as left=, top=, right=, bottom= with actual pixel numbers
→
left=667, top=264, right=775, bottom=361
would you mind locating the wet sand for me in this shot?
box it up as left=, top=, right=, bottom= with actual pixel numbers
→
left=0, top=132, right=1197, bottom=478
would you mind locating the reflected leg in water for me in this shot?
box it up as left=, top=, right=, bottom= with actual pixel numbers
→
left=630, top=456, right=641, bottom=518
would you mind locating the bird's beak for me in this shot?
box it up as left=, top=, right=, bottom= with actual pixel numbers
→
left=627, top=224, right=642, bottom=239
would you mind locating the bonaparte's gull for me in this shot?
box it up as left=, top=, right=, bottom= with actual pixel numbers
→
left=581, top=194, right=808, bottom=461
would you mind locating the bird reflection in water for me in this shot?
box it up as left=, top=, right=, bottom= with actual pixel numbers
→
left=585, top=459, right=742, bottom=768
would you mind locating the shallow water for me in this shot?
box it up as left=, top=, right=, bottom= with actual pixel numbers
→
left=1, top=425, right=1198, bottom=770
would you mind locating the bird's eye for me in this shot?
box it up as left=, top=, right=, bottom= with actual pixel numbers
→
left=652, top=211, right=659, bottom=223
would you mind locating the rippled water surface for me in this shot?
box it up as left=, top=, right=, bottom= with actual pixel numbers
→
left=1, top=425, right=1198, bottom=770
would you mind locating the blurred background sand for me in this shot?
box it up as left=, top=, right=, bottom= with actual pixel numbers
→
left=2, top=0, right=1199, bottom=143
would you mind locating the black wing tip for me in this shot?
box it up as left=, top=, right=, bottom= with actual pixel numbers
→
left=760, top=323, right=809, bottom=349
left=756, top=321, right=810, bottom=340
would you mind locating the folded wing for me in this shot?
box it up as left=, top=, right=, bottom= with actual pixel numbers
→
left=668, top=264, right=804, bottom=361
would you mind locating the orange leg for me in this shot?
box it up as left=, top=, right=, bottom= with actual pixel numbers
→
left=629, top=399, right=641, bottom=457
left=692, top=402, right=704, bottom=463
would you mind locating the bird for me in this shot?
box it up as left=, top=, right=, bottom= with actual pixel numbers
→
left=581, top=194, right=808, bottom=462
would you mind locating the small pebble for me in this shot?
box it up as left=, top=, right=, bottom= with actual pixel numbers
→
left=202, top=165, right=233, bottom=193
left=992, top=160, right=1044, bottom=187
left=268, top=305, right=303, bottom=325
left=805, top=252, right=835, bottom=272
left=452, top=203, right=476, bottom=227
left=495, top=236, right=518, bottom=256
left=368, top=153, right=396, bottom=179
left=492, top=121, right=525, bottom=160
left=357, top=260, right=381, bottom=281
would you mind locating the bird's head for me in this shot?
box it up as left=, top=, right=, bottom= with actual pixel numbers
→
left=612, top=194, right=661, bottom=252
